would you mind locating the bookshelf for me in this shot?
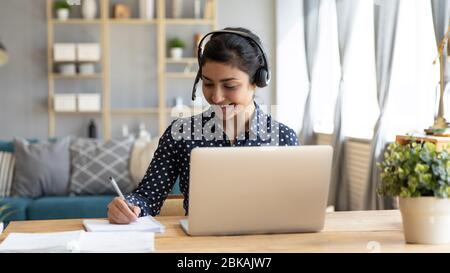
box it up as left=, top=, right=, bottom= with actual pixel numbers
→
left=46, top=0, right=217, bottom=140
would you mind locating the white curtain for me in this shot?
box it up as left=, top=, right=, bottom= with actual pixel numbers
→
left=364, top=0, right=400, bottom=210
left=330, top=0, right=368, bottom=210
left=299, top=0, right=321, bottom=145
left=365, top=0, right=438, bottom=209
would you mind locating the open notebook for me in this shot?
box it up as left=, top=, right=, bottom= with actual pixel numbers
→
left=0, top=230, right=155, bottom=253
left=83, top=216, right=165, bottom=233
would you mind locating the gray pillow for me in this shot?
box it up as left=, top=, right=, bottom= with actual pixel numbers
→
left=12, top=138, right=71, bottom=198
left=69, top=138, right=134, bottom=195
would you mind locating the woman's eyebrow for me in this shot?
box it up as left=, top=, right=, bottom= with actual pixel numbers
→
left=202, top=75, right=239, bottom=82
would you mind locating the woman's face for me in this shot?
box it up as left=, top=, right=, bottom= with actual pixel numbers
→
left=202, top=61, right=256, bottom=120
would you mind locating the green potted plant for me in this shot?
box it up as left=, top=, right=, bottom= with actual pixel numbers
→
left=378, top=140, right=450, bottom=244
left=168, top=38, right=185, bottom=60
left=54, top=0, right=71, bottom=21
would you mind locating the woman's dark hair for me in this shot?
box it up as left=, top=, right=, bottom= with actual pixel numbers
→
left=200, top=27, right=265, bottom=85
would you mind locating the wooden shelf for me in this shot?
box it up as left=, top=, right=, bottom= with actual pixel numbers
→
left=54, top=111, right=102, bottom=115
left=165, top=72, right=197, bottom=78
left=111, top=108, right=160, bottom=115
left=109, top=19, right=157, bottom=25
left=53, top=60, right=102, bottom=64
left=51, top=19, right=102, bottom=25
left=53, top=74, right=103, bottom=79
left=166, top=58, right=197, bottom=64
left=165, top=19, right=215, bottom=25
left=46, top=0, right=217, bottom=139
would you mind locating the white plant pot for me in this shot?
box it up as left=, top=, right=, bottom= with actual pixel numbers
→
left=170, top=48, right=183, bottom=60
left=57, top=9, right=69, bottom=21
left=82, top=0, right=97, bottom=20
left=399, top=197, right=450, bottom=244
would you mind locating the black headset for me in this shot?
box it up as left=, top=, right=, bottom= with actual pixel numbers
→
left=191, top=30, right=271, bottom=101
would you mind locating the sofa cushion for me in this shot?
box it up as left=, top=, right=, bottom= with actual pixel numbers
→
left=12, top=138, right=71, bottom=198
left=27, top=196, right=115, bottom=220
left=70, top=138, right=134, bottom=195
left=0, top=197, right=33, bottom=224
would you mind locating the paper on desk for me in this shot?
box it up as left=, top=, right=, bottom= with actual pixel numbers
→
left=83, top=216, right=165, bottom=233
left=0, top=230, right=155, bottom=253
left=77, top=232, right=155, bottom=253
left=0, top=230, right=83, bottom=253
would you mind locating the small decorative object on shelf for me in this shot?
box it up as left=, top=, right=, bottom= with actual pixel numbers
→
left=0, top=38, right=8, bottom=66
left=174, top=97, right=184, bottom=108
left=171, top=97, right=191, bottom=118
left=138, top=123, right=151, bottom=141
left=122, top=124, right=129, bottom=138
left=194, top=33, right=202, bottom=57
left=113, top=4, right=131, bottom=19
left=78, top=63, right=95, bottom=75
left=58, top=63, right=77, bottom=75
left=172, top=0, right=182, bottom=18
left=53, top=0, right=71, bottom=21
left=88, top=119, right=97, bottom=138
left=191, top=92, right=204, bottom=107
left=194, top=0, right=201, bottom=19
left=139, top=0, right=155, bottom=19
left=82, top=0, right=97, bottom=20
left=378, top=138, right=450, bottom=244
left=168, top=38, right=185, bottom=60
left=425, top=22, right=450, bottom=136
left=183, top=63, right=196, bottom=74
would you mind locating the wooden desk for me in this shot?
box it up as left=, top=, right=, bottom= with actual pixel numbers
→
left=1, top=210, right=450, bottom=252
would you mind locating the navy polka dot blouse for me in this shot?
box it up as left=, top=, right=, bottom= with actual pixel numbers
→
left=125, top=102, right=299, bottom=216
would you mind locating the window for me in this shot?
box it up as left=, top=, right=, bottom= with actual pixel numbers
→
left=383, top=0, right=438, bottom=141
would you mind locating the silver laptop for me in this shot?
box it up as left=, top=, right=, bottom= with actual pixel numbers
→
left=180, top=145, right=333, bottom=236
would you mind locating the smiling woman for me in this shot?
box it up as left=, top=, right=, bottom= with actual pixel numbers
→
left=107, top=27, right=299, bottom=224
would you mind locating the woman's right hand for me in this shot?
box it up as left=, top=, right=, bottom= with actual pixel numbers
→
left=107, top=197, right=141, bottom=224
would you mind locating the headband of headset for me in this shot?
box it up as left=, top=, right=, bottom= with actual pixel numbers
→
left=191, top=30, right=270, bottom=101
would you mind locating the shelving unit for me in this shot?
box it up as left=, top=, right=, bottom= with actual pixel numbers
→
left=46, top=0, right=217, bottom=140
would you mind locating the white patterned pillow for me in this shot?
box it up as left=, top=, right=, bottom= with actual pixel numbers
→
left=69, top=138, right=134, bottom=195
left=0, top=152, right=15, bottom=197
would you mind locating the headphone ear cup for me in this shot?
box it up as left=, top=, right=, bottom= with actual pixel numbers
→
left=254, top=68, right=269, bottom=88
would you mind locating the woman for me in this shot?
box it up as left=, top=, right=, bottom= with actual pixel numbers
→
left=107, top=27, right=299, bottom=224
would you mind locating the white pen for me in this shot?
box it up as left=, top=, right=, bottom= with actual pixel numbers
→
left=109, top=176, right=134, bottom=211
